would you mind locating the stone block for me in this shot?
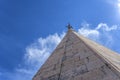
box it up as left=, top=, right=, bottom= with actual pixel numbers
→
left=86, top=59, right=104, bottom=71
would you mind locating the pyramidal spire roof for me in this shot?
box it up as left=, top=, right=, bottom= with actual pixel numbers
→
left=33, top=27, right=120, bottom=80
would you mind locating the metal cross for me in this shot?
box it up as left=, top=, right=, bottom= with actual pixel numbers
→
left=66, top=23, right=73, bottom=30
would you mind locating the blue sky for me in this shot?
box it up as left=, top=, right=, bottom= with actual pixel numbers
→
left=0, top=0, right=120, bottom=80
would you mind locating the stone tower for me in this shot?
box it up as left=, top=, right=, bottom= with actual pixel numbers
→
left=33, top=27, right=120, bottom=80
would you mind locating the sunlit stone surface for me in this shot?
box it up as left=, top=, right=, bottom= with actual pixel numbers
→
left=33, top=28, right=120, bottom=80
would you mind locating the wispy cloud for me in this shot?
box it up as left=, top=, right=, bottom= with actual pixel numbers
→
left=0, top=32, right=65, bottom=80
left=21, top=32, right=65, bottom=79
left=78, top=28, right=99, bottom=41
left=78, top=22, right=120, bottom=48
left=25, top=33, right=65, bottom=68
left=96, top=23, right=119, bottom=31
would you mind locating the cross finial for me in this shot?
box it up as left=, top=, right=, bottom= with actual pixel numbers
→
left=67, top=23, right=73, bottom=30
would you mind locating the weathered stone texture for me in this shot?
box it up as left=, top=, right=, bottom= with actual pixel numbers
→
left=33, top=29, right=120, bottom=80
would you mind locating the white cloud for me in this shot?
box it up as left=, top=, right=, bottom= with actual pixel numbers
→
left=16, top=68, right=32, bottom=74
left=22, top=32, right=65, bottom=79
left=25, top=33, right=65, bottom=68
left=0, top=32, right=65, bottom=80
left=78, top=28, right=99, bottom=40
left=78, top=22, right=99, bottom=41
left=78, top=22, right=119, bottom=47
left=96, top=23, right=119, bottom=31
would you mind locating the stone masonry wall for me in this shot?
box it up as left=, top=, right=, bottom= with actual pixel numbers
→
left=33, top=30, right=120, bottom=80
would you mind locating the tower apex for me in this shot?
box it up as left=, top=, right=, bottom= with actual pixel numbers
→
left=66, top=23, right=73, bottom=30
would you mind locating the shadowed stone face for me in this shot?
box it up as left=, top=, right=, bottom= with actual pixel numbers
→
left=33, top=30, right=120, bottom=80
